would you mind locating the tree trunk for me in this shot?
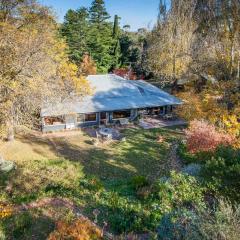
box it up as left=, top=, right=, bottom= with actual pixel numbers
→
left=6, top=118, right=15, bottom=142
left=237, top=59, right=240, bottom=89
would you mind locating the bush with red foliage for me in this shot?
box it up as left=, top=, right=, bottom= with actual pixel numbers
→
left=185, top=120, right=235, bottom=153
left=113, top=68, right=142, bottom=80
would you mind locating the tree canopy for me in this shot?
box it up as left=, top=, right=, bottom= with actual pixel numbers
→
left=60, top=0, right=147, bottom=74
left=0, top=0, right=90, bottom=140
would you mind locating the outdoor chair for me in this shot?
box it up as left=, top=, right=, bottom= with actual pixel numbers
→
left=95, top=131, right=103, bottom=143
left=119, top=118, right=129, bottom=125
left=163, top=114, right=173, bottom=120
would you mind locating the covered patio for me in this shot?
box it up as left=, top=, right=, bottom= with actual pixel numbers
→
left=139, top=115, right=187, bottom=129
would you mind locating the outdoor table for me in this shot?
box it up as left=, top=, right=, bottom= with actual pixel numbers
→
left=99, top=128, right=113, bottom=139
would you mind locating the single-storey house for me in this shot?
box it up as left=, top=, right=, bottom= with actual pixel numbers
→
left=41, top=74, right=182, bottom=132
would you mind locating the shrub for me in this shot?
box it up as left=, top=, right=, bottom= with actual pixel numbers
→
left=157, top=200, right=240, bottom=240
left=185, top=120, right=235, bottom=153
left=98, top=191, right=149, bottom=234
left=177, top=142, right=197, bottom=163
left=182, top=163, right=202, bottom=177
left=201, top=146, right=240, bottom=201
left=136, top=186, right=152, bottom=200
left=48, top=217, right=103, bottom=240
left=130, top=176, right=149, bottom=190
left=0, top=203, right=13, bottom=219
left=188, top=200, right=240, bottom=240
left=153, top=171, right=205, bottom=213
left=158, top=208, right=198, bottom=240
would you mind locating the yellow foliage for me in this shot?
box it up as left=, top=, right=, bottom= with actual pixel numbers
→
left=221, top=115, right=240, bottom=138
left=0, top=1, right=91, bottom=138
left=0, top=203, right=13, bottom=219
left=176, top=88, right=240, bottom=144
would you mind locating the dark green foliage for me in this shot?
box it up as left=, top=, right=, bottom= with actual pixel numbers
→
left=111, top=15, right=121, bottom=70
left=89, top=0, right=110, bottom=25
left=60, top=0, right=147, bottom=75
left=119, top=33, right=144, bottom=71
left=201, top=146, right=240, bottom=201
left=177, top=142, right=197, bottom=164
left=113, top=15, right=119, bottom=38
left=0, top=211, right=55, bottom=240
left=179, top=143, right=240, bottom=202
left=60, top=0, right=114, bottom=73
left=152, top=171, right=205, bottom=212
left=88, top=0, right=114, bottom=73
left=130, top=175, right=149, bottom=190
left=61, top=8, right=89, bottom=64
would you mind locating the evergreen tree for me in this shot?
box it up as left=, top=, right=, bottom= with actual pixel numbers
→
left=113, top=14, right=120, bottom=38
left=88, top=0, right=113, bottom=73
left=111, top=15, right=121, bottom=70
left=61, top=8, right=89, bottom=64
left=89, top=0, right=110, bottom=25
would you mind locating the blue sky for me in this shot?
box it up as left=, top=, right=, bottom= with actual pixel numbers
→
left=40, top=0, right=160, bottom=31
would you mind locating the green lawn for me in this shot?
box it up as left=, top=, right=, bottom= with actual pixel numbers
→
left=0, top=127, right=183, bottom=238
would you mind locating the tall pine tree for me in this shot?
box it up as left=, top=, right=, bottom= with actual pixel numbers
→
left=88, top=0, right=113, bottom=73
left=89, top=0, right=110, bottom=25
left=61, top=7, right=89, bottom=64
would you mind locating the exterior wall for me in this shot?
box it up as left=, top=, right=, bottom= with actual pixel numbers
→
left=42, top=106, right=176, bottom=133
left=42, top=124, right=66, bottom=133
left=76, top=112, right=100, bottom=128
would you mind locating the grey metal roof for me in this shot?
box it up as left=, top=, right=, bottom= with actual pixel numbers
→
left=41, top=74, right=182, bottom=117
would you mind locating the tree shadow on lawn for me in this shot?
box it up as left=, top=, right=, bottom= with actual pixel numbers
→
left=112, top=128, right=173, bottom=179
left=54, top=129, right=172, bottom=180
left=16, top=133, right=58, bottom=160
left=16, top=128, right=174, bottom=181
left=2, top=129, right=179, bottom=235
left=1, top=211, right=55, bottom=240
left=52, top=139, right=134, bottom=180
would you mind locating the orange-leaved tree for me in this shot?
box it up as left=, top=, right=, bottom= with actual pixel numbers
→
left=48, top=217, right=103, bottom=240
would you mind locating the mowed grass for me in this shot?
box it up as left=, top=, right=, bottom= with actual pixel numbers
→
left=0, top=127, right=183, bottom=237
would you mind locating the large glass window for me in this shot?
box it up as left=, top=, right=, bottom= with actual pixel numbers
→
left=85, top=113, right=97, bottom=122
left=113, top=110, right=131, bottom=119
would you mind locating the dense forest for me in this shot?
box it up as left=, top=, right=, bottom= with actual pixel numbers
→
left=148, top=0, right=240, bottom=141
left=60, top=0, right=147, bottom=76
left=0, top=0, right=240, bottom=239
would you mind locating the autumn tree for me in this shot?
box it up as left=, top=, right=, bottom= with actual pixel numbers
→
left=0, top=0, right=90, bottom=140
left=147, top=0, right=240, bottom=144
left=79, top=54, right=97, bottom=76
left=147, top=0, right=195, bottom=87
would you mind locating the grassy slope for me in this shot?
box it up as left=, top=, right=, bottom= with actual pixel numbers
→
left=0, top=127, right=183, bottom=238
